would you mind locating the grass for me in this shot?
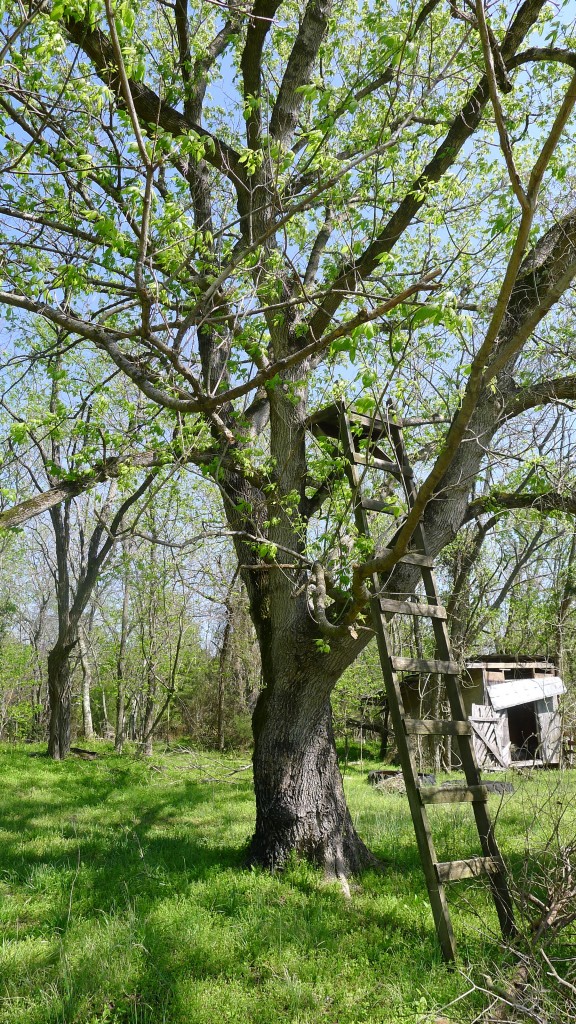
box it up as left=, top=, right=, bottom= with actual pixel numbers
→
left=0, top=744, right=574, bottom=1024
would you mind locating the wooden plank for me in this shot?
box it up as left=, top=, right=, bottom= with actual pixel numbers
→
left=379, top=597, right=447, bottom=619
left=349, top=410, right=393, bottom=433
left=353, top=452, right=406, bottom=475
left=391, top=656, right=459, bottom=674
left=399, top=551, right=436, bottom=568
left=465, top=661, right=554, bottom=671
left=307, top=403, right=341, bottom=432
left=435, top=856, right=500, bottom=882
left=404, top=718, right=472, bottom=737
left=469, top=720, right=507, bottom=768
left=420, top=784, right=489, bottom=804
left=360, top=497, right=397, bottom=514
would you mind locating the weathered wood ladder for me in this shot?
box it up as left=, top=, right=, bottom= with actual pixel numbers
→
left=309, top=403, right=515, bottom=961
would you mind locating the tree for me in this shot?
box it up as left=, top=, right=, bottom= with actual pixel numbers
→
left=1, top=354, right=160, bottom=757
left=2, top=0, right=576, bottom=873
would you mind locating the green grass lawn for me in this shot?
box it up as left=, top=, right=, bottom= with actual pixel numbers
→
left=0, top=744, right=574, bottom=1024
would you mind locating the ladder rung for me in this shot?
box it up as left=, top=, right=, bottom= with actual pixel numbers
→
left=353, top=453, right=413, bottom=477
left=404, top=718, right=472, bottom=737
left=435, top=856, right=500, bottom=882
left=391, top=656, right=459, bottom=674
left=420, top=784, right=488, bottom=804
left=369, top=545, right=436, bottom=568
left=349, top=410, right=397, bottom=432
left=360, top=498, right=397, bottom=514
left=400, top=550, right=435, bottom=568
left=379, top=598, right=447, bottom=619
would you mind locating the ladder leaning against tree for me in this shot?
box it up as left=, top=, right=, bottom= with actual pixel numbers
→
left=308, top=402, right=515, bottom=962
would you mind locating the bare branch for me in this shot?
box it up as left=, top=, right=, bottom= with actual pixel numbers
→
left=0, top=446, right=252, bottom=531
left=475, top=0, right=529, bottom=210
left=0, top=271, right=438, bottom=415
left=505, top=374, right=576, bottom=418
left=306, top=0, right=547, bottom=343
left=241, top=0, right=282, bottom=149
left=62, top=13, right=245, bottom=189
left=303, top=208, right=333, bottom=288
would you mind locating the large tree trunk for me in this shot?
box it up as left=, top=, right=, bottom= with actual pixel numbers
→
left=223, top=380, right=382, bottom=879
left=47, top=642, right=74, bottom=759
left=248, top=691, right=376, bottom=877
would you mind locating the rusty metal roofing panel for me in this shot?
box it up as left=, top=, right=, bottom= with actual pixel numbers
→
left=487, top=677, right=565, bottom=711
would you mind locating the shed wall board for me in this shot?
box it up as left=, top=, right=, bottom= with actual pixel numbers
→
left=536, top=699, right=563, bottom=764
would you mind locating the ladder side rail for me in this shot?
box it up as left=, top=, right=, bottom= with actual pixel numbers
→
left=339, top=410, right=458, bottom=961
left=407, top=518, right=515, bottom=924
left=386, top=417, right=516, bottom=939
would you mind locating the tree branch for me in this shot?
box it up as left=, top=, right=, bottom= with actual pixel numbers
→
left=62, top=13, right=245, bottom=189
left=0, top=447, right=248, bottom=530
left=0, top=272, right=440, bottom=416
left=475, top=0, right=528, bottom=210
left=466, top=489, right=576, bottom=521
left=306, top=0, right=547, bottom=342
left=504, top=374, right=576, bottom=418
left=489, top=208, right=576, bottom=377
left=303, top=208, right=333, bottom=288
left=269, top=0, right=333, bottom=146
left=241, top=0, right=282, bottom=149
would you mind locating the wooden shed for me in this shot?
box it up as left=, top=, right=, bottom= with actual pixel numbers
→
left=462, top=655, right=565, bottom=769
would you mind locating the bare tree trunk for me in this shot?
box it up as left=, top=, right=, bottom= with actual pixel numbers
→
left=47, top=641, right=74, bottom=759
left=555, top=525, right=576, bottom=680
left=78, top=626, right=94, bottom=740
left=127, top=697, right=137, bottom=740
left=139, top=699, right=155, bottom=756
left=100, top=685, right=111, bottom=737
left=115, top=542, right=131, bottom=753
left=138, top=665, right=157, bottom=756
left=217, top=613, right=232, bottom=752
left=44, top=475, right=154, bottom=759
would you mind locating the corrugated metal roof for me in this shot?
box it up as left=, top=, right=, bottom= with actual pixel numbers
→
left=487, top=677, right=565, bottom=711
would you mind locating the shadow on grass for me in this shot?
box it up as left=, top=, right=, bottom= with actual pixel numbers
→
left=0, top=755, right=254, bottom=924
left=0, top=748, right=534, bottom=1024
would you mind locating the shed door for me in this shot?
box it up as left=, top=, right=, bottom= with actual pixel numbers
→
left=536, top=697, right=563, bottom=764
left=470, top=704, right=508, bottom=768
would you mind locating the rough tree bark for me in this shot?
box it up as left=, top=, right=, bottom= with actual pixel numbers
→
left=47, top=640, right=75, bottom=760
left=250, top=692, right=376, bottom=876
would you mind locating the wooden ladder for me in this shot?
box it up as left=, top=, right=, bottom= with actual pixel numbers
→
left=309, top=403, right=515, bottom=961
